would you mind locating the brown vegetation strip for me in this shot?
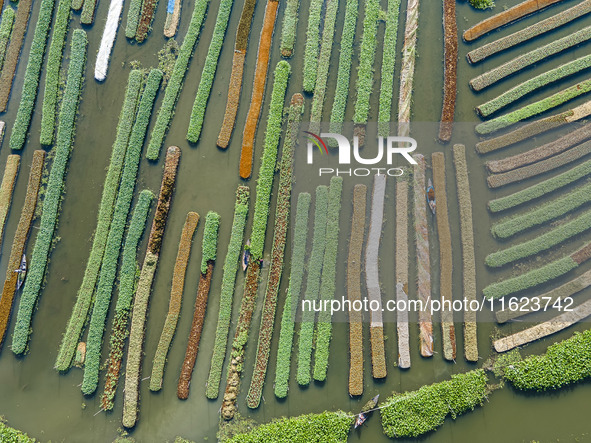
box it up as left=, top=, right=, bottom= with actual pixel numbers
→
left=432, top=152, right=456, bottom=361
left=463, top=0, right=563, bottom=41
left=217, top=0, right=257, bottom=148
left=438, top=0, right=457, bottom=143
left=239, top=0, right=279, bottom=179
left=136, top=0, right=158, bottom=43
left=0, top=0, right=33, bottom=111
left=0, top=151, right=44, bottom=349
left=348, top=184, right=366, bottom=396
left=0, top=122, right=5, bottom=147
left=0, top=155, right=20, bottom=250
left=396, top=178, right=411, bottom=369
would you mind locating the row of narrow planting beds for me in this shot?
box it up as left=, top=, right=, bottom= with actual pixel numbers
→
left=177, top=212, right=220, bottom=399
left=398, top=0, right=420, bottom=135
left=353, top=0, right=380, bottom=140
left=475, top=99, right=591, bottom=154
left=396, top=177, right=411, bottom=368
left=486, top=123, right=591, bottom=174
left=453, top=145, right=478, bottom=362
left=0, top=7, right=15, bottom=71
left=273, top=192, right=311, bottom=398
left=11, top=30, right=88, bottom=355
left=246, top=94, right=304, bottom=408
left=185, top=0, right=234, bottom=143
left=476, top=78, right=591, bottom=135
left=504, top=329, right=591, bottom=390
left=0, top=155, right=20, bottom=249
left=477, top=54, right=591, bottom=117
left=308, top=0, right=339, bottom=134
left=135, top=0, right=160, bottom=42
left=125, top=0, right=143, bottom=38
left=95, top=0, right=128, bottom=80
left=432, top=152, right=456, bottom=361
left=487, top=208, right=591, bottom=268
left=100, top=190, right=154, bottom=411
left=302, top=0, right=323, bottom=92
left=146, top=0, right=210, bottom=160
left=205, top=187, right=249, bottom=399
left=0, top=151, right=44, bottom=348
left=328, top=0, right=358, bottom=136
left=488, top=159, right=591, bottom=213
left=496, top=268, right=591, bottom=323
left=123, top=146, right=180, bottom=428
left=347, top=185, right=366, bottom=395
left=463, top=0, right=564, bottom=41
left=150, top=212, right=200, bottom=391
left=438, top=0, right=457, bottom=142
left=483, top=240, right=591, bottom=300
left=39, top=0, right=74, bottom=145
left=221, top=61, right=289, bottom=420
left=55, top=69, right=150, bottom=371
left=381, top=370, right=489, bottom=438
left=467, top=0, right=591, bottom=63
left=238, top=0, right=280, bottom=179
left=226, top=411, right=353, bottom=442
left=9, top=0, right=56, bottom=151
left=0, top=0, right=33, bottom=111
left=366, top=174, right=387, bottom=378
left=493, top=299, right=591, bottom=352
left=313, top=176, right=343, bottom=382
left=216, top=0, right=256, bottom=148
left=413, top=154, right=433, bottom=357
left=280, top=0, right=300, bottom=57
left=492, top=180, right=591, bottom=239
left=164, top=0, right=182, bottom=37
left=296, top=185, right=329, bottom=386
left=470, top=25, right=591, bottom=92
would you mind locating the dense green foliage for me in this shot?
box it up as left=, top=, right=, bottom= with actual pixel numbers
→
left=55, top=70, right=142, bottom=371
left=80, top=0, right=98, bottom=24
left=9, top=0, right=55, bottom=151
left=12, top=30, right=88, bottom=355
left=205, top=186, right=249, bottom=399
left=249, top=61, right=291, bottom=260
left=125, top=0, right=143, bottom=38
left=0, top=420, right=35, bottom=442
left=0, top=7, right=15, bottom=71
left=146, top=0, right=210, bottom=160
left=201, top=211, right=221, bottom=273
left=505, top=329, right=591, bottom=390
left=492, top=181, right=591, bottom=238
left=468, top=0, right=494, bottom=9
left=354, top=0, right=380, bottom=124
left=186, top=0, right=233, bottom=143
left=381, top=370, right=488, bottom=438
left=227, top=411, right=353, bottom=443
left=39, top=0, right=73, bottom=145
left=280, top=0, right=300, bottom=57
left=274, top=192, right=311, bottom=398
left=302, top=0, right=323, bottom=92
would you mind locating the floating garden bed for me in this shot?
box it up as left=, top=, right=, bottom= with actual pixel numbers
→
left=0, top=7, right=15, bottom=71
left=95, top=0, right=127, bottom=80
left=396, top=177, right=411, bottom=368
left=280, top=0, right=300, bottom=57
left=125, top=0, right=143, bottom=38
left=302, top=0, right=323, bottom=92
left=0, top=155, right=20, bottom=250
left=135, top=0, right=159, bottom=42
left=398, top=0, right=419, bottom=134
left=438, top=0, right=457, bottom=142
left=163, top=0, right=182, bottom=37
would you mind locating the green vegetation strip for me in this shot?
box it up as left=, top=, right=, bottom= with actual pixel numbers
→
left=246, top=94, right=304, bottom=408
left=302, top=0, right=323, bottom=92
left=55, top=70, right=145, bottom=371
left=0, top=155, right=20, bottom=250
left=492, top=181, right=591, bottom=239
left=274, top=192, right=311, bottom=399
left=398, top=0, right=419, bottom=133
left=381, top=370, right=488, bottom=438
left=9, top=0, right=56, bottom=151
left=477, top=78, right=591, bottom=135
left=313, top=176, right=343, bottom=382
left=227, top=411, right=353, bottom=443
left=378, top=0, right=401, bottom=136
left=123, top=146, right=180, bottom=428
left=100, top=190, right=153, bottom=411
left=477, top=55, right=591, bottom=117
left=80, top=0, right=97, bottom=23
left=504, top=329, right=591, bottom=390
left=205, top=186, right=249, bottom=400
left=186, top=0, right=234, bottom=143
left=280, top=0, right=300, bottom=57
left=468, top=1, right=591, bottom=64
left=125, top=0, right=143, bottom=38
left=297, top=185, right=328, bottom=386
left=329, top=0, right=358, bottom=135
left=0, top=7, right=15, bottom=71
left=0, top=420, right=35, bottom=442
left=135, top=0, right=159, bottom=42
left=11, top=30, right=87, bottom=355
left=470, top=25, right=591, bottom=91
left=39, top=0, right=74, bottom=145
left=146, top=0, right=210, bottom=160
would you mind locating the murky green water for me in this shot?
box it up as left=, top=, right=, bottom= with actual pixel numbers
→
left=1, top=0, right=591, bottom=441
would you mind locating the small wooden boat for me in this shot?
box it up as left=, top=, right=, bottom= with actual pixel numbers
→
left=426, top=178, right=436, bottom=215
left=242, top=240, right=251, bottom=272
left=15, top=254, right=26, bottom=290
left=354, top=394, right=379, bottom=429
